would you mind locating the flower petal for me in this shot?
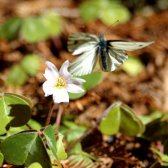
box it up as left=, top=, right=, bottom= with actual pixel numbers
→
left=66, top=84, right=85, bottom=93
left=59, top=60, right=71, bottom=79
left=44, top=61, right=59, bottom=82
left=70, top=77, right=86, bottom=85
left=42, top=80, right=55, bottom=96
left=53, top=89, right=69, bottom=103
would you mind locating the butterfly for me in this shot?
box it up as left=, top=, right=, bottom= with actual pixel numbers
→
left=68, top=32, right=154, bottom=76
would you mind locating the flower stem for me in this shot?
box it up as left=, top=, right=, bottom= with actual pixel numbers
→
left=45, top=102, right=55, bottom=126
left=55, top=104, right=64, bottom=132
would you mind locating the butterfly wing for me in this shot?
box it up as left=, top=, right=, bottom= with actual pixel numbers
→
left=68, top=33, right=100, bottom=76
left=101, top=40, right=153, bottom=71
left=68, top=32, right=99, bottom=53
left=99, top=48, right=128, bottom=72
left=109, top=40, right=154, bottom=51
left=68, top=45, right=99, bottom=76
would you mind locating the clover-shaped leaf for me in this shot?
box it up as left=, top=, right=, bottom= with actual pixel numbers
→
left=21, top=54, right=41, bottom=76
left=80, top=0, right=130, bottom=25
left=0, top=132, right=51, bottom=167
left=21, top=11, right=62, bottom=43
left=0, top=93, right=32, bottom=135
left=0, top=17, right=22, bottom=40
left=7, top=65, right=28, bottom=86
left=100, top=103, right=145, bottom=136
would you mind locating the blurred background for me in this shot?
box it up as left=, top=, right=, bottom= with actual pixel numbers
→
left=0, top=0, right=168, bottom=119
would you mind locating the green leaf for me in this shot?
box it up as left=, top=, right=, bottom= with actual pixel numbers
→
left=0, top=93, right=32, bottom=134
left=69, top=72, right=103, bottom=100
left=139, top=111, right=163, bottom=125
left=99, top=103, right=145, bottom=136
left=40, top=11, right=62, bottom=37
left=27, top=119, right=42, bottom=130
left=122, top=56, right=144, bottom=76
left=7, top=65, right=28, bottom=86
left=0, top=95, right=12, bottom=135
left=43, top=125, right=58, bottom=160
left=0, top=132, right=51, bottom=167
left=28, top=162, right=42, bottom=168
left=21, top=16, right=48, bottom=43
left=0, top=17, right=22, bottom=40
left=79, top=0, right=130, bottom=25
left=60, top=121, right=86, bottom=143
left=100, top=105, right=121, bottom=135
left=143, top=116, right=168, bottom=141
left=69, top=143, right=82, bottom=154
left=100, top=3, right=130, bottom=25
left=81, top=72, right=103, bottom=90
left=21, top=54, right=41, bottom=76
left=79, top=0, right=101, bottom=22
left=69, top=91, right=86, bottom=100
left=21, top=11, right=62, bottom=43
left=0, top=152, right=4, bottom=167
left=6, top=119, right=41, bottom=137
left=120, top=104, right=145, bottom=136
left=56, top=133, right=67, bottom=160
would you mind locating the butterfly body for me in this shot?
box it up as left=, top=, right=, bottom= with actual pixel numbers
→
left=97, top=34, right=109, bottom=71
left=68, top=32, right=153, bottom=76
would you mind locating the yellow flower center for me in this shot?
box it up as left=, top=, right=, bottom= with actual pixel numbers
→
left=54, top=77, right=66, bottom=89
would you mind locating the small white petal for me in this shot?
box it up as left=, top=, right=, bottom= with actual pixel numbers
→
left=44, top=61, right=59, bottom=82
left=42, top=81, right=55, bottom=96
left=66, top=84, right=85, bottom=93
left=53, top=89, right=69, bottom=103
left=70, top=77, right=86, bottom=85
left=59, top=60, right=71, bottom=79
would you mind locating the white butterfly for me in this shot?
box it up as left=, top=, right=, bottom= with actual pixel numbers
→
left=68, top=32, right=154, bottom=76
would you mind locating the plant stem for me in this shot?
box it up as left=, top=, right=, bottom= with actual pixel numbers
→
left=55, top=103, right=64, bottom=133
left=45, top=102, right=55, bottom=126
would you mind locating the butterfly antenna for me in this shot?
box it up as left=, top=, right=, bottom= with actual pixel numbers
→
left=103, top=20, right=119, bottom=35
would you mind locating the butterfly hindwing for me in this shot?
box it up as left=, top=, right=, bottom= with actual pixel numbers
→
left=99, top=46, right=128, bottom=72
left=108, top=48, right=128, bottom=71
left=68, top=44, right=99, bottom=76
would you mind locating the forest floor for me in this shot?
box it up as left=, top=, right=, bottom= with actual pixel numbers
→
left=1, top=0, right=168, bottom=167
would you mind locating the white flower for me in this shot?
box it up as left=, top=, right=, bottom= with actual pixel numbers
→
left=42, top=60, right=85, bottom=103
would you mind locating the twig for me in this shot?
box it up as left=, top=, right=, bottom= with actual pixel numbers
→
left=45, top=102, right=55, bottom=126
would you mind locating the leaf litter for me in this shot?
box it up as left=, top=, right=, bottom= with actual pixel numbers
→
left=0, top=0, right=168, bottom=167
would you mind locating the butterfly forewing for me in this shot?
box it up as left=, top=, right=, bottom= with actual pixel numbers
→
left=68, top=33, right=99, bottom=53
left=109, top=40, right=154, bottom=51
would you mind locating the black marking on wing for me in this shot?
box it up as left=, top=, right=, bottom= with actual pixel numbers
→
left=67, top=32, right=98, bottom=53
